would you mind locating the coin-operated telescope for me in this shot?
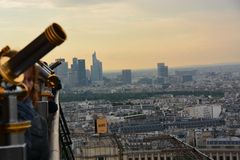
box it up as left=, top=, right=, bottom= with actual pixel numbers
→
left=35, top=60, right=63, bottom=118
left=0, top=23, right=66, bottom=160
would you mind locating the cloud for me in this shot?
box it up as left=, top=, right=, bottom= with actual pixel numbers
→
left=0, top=0, right=121, bottom=9
left=127, top=0, right=240, bottom=17
left=1, top=0, right=239, bottom=13
left=51, top=0, right=119, bottom=6
left=0, top=0, right=55, bottom=8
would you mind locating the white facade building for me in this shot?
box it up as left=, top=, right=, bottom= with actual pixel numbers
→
left=185, top=104, right=222, bottom=118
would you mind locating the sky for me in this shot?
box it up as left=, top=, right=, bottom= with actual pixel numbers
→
left=0, top=0, right=240, bottom=71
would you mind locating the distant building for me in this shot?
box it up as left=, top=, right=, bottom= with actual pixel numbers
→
left=54, top=58, right=69, bottom=87
left=71, top=57, right=78, bottom=71
left=78, top=59, right=87, bottom=86
left=110, top=118, right=224, bottom=134
left=175, top=70, right=197, bottom=83
left=74, top=134, right=211, bottom=160
left=69, top=58, right=87, bottom=87
left=206, top=137, right=240, bottom=148
left=86, top=69, right=91, bottom=83
left=157, top=63, right=168, bottom=77
left=200, top=137, right=240, bottom=160
left=122, top=69, right=132, bottom=84
left=70, top=57, right=79, bottom=86
left=182, top=75, right=193, bottom=82
left=185, top=105, right=222, bottom=118
left=175, top=70, right=197, bottom=76
left=91, top=51, right=103, bottom=83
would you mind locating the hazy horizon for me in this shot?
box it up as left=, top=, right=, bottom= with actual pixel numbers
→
left=0, top=0, right=240, bottom=71
left=104, top=61, right=240, bottom=73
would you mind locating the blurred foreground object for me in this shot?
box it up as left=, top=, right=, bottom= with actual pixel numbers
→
left=0, top=23, right=66, bottom=160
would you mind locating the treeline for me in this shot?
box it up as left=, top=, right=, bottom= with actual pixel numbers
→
left=59, top=91, right=224, bottom=102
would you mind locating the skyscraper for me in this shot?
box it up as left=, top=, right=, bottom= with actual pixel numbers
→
left=86, top=69, right=91, bottom=83
left=70, top=57, right=79, bottom=86
left=78, top=59, right=87, bottom=86
left=157, top=63, right=168, bottom=77
left=71, top=57, right=78, bottom=71
left=54, top=58, right=69, bottom=87
left=91, top=51, right=103, bottom=82
left=122, top=69, right=132, bottom=84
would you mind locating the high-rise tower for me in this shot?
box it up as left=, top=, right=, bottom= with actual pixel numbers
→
left=78, top=59, right=87, bottom=86
left=54, top=58, right=69, bottom=87
left=122, top=69, right=132, bottom=84
left=157, top=63, right=168, bottom=77
left=91, top=51, right=103, bottom=83
left=70, top=57, right=79, bottom=86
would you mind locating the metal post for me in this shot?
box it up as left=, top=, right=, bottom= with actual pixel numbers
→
left=0, top=95, right=30, bottom=160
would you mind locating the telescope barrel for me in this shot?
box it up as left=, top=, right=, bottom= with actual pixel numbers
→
left=3, top=23, right=66, bottom=79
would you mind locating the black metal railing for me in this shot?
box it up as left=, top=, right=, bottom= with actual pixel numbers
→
left=59, top=102, right=75, bottom=160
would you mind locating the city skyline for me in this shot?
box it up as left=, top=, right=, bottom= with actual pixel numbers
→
left=0, top=0, right=240, bottom=71
left=55, top=55, right=240, bottom=73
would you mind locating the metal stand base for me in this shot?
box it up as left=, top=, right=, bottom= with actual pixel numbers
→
left=0, top=143, right=26, bottom=160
